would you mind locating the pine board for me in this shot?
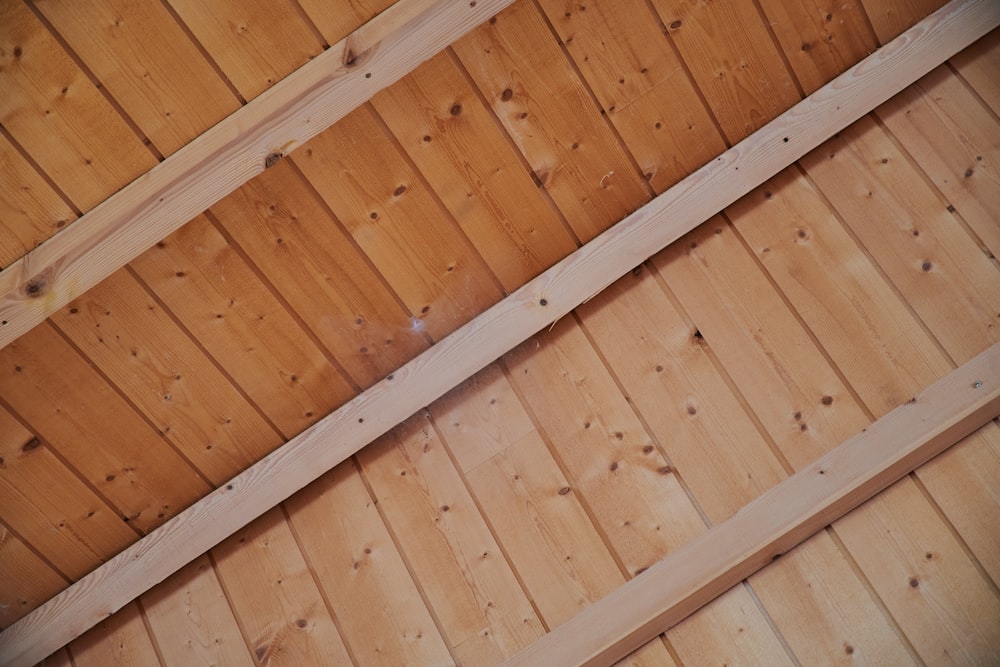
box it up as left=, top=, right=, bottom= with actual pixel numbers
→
left=33, top=0, right=240, bottom=156
left=163, top=0, right=324, bottom=101
left=0, top=523, right=67, bottom=629
left=70, top=602, right=161, bottom=667
left=876, top=65, right=1000, bottom=260
left=129, top=214, right=354, bottom=440
left=578, top=257, right=916, bottom=664
left=284, top=461, right=455, bottom=666
left=0, top=2, right=155, bottom=212
left=648, top=0, right=800, bottom=142
left=209, top=161, right=427, bottom=388
left=0, top=406, right=135, bottom=580
left=211, top=508, right=354, bottom=665
left=371, top=51, right=577, bottom=291
left=292, top=105, right=504, bottom=341
left=862, top=0, right=949, bottom=42
left=504, top=321, right=794, bottom=665
left=432, top=364, right=676, bottom=666
left=801, top=116, right=1000, bottom=364
left=142, top=556, right=254, bottom=666
left=950, top=28, right=1000, bottom=113
left=357, top=417, right=546, bottom=665
left=50, top=270, right=282, bottom=485
left=452, top=1, right=651, bottom=243
left=536, top=0, right=726, bottom=195
left=0, top=322, right=210, bottom=532
left=759, top=0, right=877, bottom=95
left=0, top=134, right=75, bottom=268
left=656, top=219, right=1000, bottom=662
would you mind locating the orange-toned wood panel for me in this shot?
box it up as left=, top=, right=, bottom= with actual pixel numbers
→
left=358, top=417, right=546, bottom=666
left=452, top=1, right=650, bottom=242
left=577, top=264, right=914, bottom=663
left=293, top=106, right=504, bottom=341
left=0, top=522, right=66, bottom=629
left=165, top=0, right=323, bottom=100
left=209, top=161, right=426, bottom=388
left=655, top=220, right=1000, bottom=663
left=877, top=66, right=1000, bottom=259
left=537, top=0, right=725, bottom=195
left=372, top=51, right=577, bottom=291
left=51, top=271, right=282, bottom=486
left=861, top=0, right=947, bottom=43
left=0, top=406, right=135, bottom=580
left=729, top=165, right=1000, bottom=585
left=35, top=647, right=71, bottom=667
left=297, top=0, right=395, bottom=44
left=33, top=0, right=239, bottom=156
left=950, top=28, right=1000, bottom=113
left=70, top=602, right=161, bottom=666
left=433, top=364, right=677, bottom=666
left=142, top=556, right=253, bottom=666
left=801, top=117, right=1000, bottom=364
left=129, top=214, right=354, bottom=440
left=758, top=0, right=877, bottom=94
left=0, top=1, right=155, bottom=212
left=212, top=508, right=354, bottom=664
left=0, top=134, right=75, bottom=268
left=0, top=322, right=210, bottom=533
left=504, top=321, right=794, bottom=665
left=648, top=0, right=800, bottom=143
left=285, top=461, right=455, bottom=665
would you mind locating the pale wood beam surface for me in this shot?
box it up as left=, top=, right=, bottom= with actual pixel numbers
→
left=504, top=342, right=1000, bottom=667
left=0, top=1, right=996, bottom=664
left=0, top=0, right=516, bottom=350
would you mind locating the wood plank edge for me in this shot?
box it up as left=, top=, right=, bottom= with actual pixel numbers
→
left=0, top=0, right=517, bottom=349
left=0, top=1, right=994, bottom=663
left=502, top=343, right=1000, bottom=667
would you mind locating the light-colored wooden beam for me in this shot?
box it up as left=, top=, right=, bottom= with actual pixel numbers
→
left=503, top=343, right=1000, bottom=667
left=1, top=1, right=996, bottom=664
left=0, top=0, right=516, bottom=350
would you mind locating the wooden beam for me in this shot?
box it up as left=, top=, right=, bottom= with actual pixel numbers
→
left=503, top=343, right=1000, bottom=667
left=0, top=0, right=516, bottom=350
left=0, top=1, right=995, bottom=663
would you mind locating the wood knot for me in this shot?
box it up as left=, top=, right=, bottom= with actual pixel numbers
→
left=265, top=153, right=283, bottom=168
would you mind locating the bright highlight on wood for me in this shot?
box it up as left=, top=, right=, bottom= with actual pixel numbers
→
left=0, top=1, right=996, bottom=665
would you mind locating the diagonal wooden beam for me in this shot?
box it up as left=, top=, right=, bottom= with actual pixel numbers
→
left=503, top=342, right=1000, bottom=667
left=0, top=1, right=996, bottom=664
left=0, top=0, right=516, bottom=350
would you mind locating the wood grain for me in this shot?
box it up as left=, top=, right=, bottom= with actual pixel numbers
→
left=502, top=342, right=1000, bottom=666
left=0, top=0, right=518, bottom=350
left=0, top=3, right=992, bottom=662
left=33, top=0, right=240, bottom=156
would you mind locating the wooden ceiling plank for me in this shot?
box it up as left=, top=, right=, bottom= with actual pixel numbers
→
left=129, top=214, right=356, bottom=440
left=876, top=65, right=1000, bottom=260
left=504, top=319, right=794, bottom=664
left=208, top=162, right=428, bottom=388
left=211, top=508, right=355, bottom=664
left=432, top=364, right=679, bottom=665
left=950, top=28, right=1000, bottom=113
left=69, top=602, right=160, bottom=667
left=371, top=51, right=578, bottom=292
left=802, top=117, right=1000, bottom=364
left=284, top=462, right=455, bottom=666
left=452, top=1, right=652, bottom=243
left=648, top=0, right=801, bottom=143
left=141, top=556, right=254, bottom=666
left=502, top=341, right=1000, bottom=667
left=0, top=2, right=994, bottom=663
left=0, top=522, right=67, bottom=630
left=0, top=0, right=518, bottom=351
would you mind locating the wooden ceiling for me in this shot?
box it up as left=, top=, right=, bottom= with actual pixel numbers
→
left=1, top=0, right=999, bottom=664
